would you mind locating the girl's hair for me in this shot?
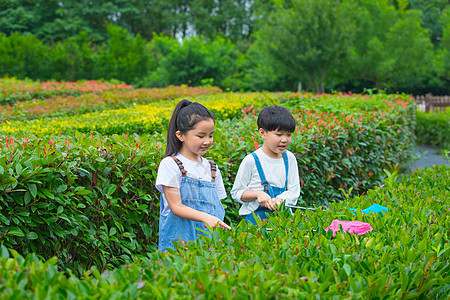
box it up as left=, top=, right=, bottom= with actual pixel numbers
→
left=257, top=105, right=296, bottom=132
left=164, top=99, right=215, bottom=157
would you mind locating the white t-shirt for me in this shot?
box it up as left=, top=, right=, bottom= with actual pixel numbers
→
left=155, top=153, right=227, bottom=216
left=230, top=148, right=300, bottom=215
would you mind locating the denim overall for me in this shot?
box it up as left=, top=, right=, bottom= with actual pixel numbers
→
left=244, top=151, right=289, bottom=225
left=158, top=156, right=226, bottom=251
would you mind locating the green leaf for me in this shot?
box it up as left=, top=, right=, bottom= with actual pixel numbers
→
left=24, top=191, right=32, bottom=205
left=57, top=185, right=68, bottom=193
left=343, top=264, right=351, bottom=276
left=27, top=232, right=38, bottom=240
left=0, top=214, right=9, bottom=225
left=15, top=163, right=23, bottom=176
left=110, top=227, right=117, bottom=236
left=76, top=189, right=91, bottom=195
left=9, top=229, right=24, bottom=236
left=1, top=245, right=9, bottom=258
left=42, top=189, right=55, bottom=199
left=29, top=184, right=38, bottom=199
left=57, top=206, right=64, bottom=214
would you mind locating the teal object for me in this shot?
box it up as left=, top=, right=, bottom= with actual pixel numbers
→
left=349, top=203, right=389, bottom=216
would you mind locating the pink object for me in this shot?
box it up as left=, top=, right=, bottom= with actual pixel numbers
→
left=325, top=220, right=373, bottom=237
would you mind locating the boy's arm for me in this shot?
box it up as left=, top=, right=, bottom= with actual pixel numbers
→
left=162, top=186, right=231, bottom=229
left=230, top=155, right=254, bottom=204
left=231, top=155, right=279, bottom=211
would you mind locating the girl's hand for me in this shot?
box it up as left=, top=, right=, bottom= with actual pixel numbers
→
left=203, top=215, right=231, bottom=230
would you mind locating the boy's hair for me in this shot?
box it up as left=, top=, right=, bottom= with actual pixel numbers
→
left=257, top=105, right=296, bottom=132
left=165, top=99, right=215, bottom=157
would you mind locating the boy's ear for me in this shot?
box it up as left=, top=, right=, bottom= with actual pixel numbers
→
left=175, top=130, right=184, bottom=142
left=258, top=128, right=267, bottom=138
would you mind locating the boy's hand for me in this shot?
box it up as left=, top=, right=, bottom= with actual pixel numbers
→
left=271, top=198, right=284, bottom=207
left=257, top=191, right=277, bottom=211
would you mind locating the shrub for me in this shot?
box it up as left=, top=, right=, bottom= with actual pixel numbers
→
left=415, top=107, right=450, bottom=149
left=1, top=162, right=448, bottom=298
left=0, top=91, right=416, bottom=273
left=0, top=33, right=48, bottom=80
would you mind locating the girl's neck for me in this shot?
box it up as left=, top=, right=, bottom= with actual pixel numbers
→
left=179, top=149, right=202, bottom=162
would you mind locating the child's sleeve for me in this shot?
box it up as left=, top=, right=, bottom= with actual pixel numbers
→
left=277, top=152, right=300, bottom=205
left=155, top=157, right=182, bottom=193
left=230, top=155, right=254, bottom=204
left=214, top=167, right=227, bottom=200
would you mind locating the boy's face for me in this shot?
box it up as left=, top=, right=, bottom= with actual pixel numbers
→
left=259, top=128, right=292, bottom=159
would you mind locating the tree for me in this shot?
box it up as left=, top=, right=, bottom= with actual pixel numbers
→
left=140, top=35, right=238, bottom=88
left=189, top=0, right=255, bottom=43
left=255, top=0, right=356, bottom=93
left=347, top=0, right=435, bottom=92
left=407, top=0, right=450, bottom=48
left=440, top=7, right=450, bottom=83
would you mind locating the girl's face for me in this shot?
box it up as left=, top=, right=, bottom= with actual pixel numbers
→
left=176, top=118, right=215, bottom=162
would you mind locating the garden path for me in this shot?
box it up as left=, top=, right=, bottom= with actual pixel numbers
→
left=404, top=145, right=449, bottom=173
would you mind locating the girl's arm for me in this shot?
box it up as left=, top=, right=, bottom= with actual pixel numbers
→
left=162, top=185, right=231, bottom=229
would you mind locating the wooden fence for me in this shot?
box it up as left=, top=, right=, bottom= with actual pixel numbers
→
left=414, top=94, right=450, bottom=113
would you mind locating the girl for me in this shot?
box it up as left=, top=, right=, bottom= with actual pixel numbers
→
left=156, top=99, right=231, bottom=251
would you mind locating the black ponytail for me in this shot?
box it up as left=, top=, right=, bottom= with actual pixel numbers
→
left=164, top=99, right=215, bottom=157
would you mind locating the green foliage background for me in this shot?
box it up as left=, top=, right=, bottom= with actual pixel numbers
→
left=0, top=0, right=449, bottom=94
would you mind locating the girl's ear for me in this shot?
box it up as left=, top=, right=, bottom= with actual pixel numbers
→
left=176, top=130, right=184, bottom=142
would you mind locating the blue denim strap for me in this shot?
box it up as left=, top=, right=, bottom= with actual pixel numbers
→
left=282, top=151, right=289, bottom=189
left=251, top=152, right=269, bottom=192
left=252, top=151, right=289, bottom=191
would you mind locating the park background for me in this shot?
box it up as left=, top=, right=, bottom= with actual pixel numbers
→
left=1, top=0, right=450, bottom=95
left=0, top=0, right=449, bottom=299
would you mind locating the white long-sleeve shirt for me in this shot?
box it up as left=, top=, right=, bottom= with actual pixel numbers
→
left=231, top=148, right=300, bottom=215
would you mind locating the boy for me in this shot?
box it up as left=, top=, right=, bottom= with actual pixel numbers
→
left=231, top=105, right=300, bottom=224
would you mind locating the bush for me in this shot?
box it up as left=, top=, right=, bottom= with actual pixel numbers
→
left=1, top=162, right=448, bottom=298
left=140, top=36, right=238, bottom=89
left=0, top=133, right=164, bottom=273
left=0, top=91, right=416, bottom=273
left=0, top=33, right=48, bottom=80
left=415, top=107, right=450, bottom=149
left=93, top=25, right=151, bottom=84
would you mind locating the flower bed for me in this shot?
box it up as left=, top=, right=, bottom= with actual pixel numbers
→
left=0, top=85, right=223, bottom=122
left=0, top=78, right=133, bottom=105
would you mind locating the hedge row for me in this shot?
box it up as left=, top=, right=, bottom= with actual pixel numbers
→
left=1, top=162, right=448, bottom=298
left=0, top=83, right=222, bottom=122
left=0, top=92, right=416, bottom=273
left=415, top=107, right=450, bottom=149
left=0, top=92, right=288, bottom=136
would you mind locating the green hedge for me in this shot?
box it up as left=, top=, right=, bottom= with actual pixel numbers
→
left=0, top=93, right=416, bottom=273
left=1, top=163, right=448, bottom=298
left=415, top=108, right=450, bottom=149
left=0, top=133, right=164, bottom=273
